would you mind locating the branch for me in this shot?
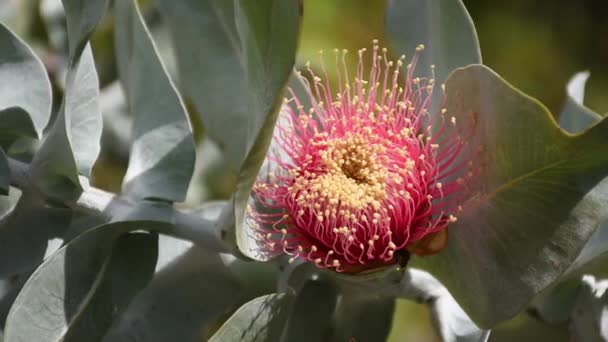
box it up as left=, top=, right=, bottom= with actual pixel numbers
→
left=7, top=157, right=230, bottom=253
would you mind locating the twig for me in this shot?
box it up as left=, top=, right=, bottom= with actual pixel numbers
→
left=7, top=157, right=230, bottom=253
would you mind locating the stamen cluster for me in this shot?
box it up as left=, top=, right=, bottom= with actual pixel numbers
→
left=250, top=42, right=468, bottom=273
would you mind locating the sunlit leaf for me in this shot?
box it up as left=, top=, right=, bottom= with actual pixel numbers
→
left=30, top=44, right=102, bottom=200
left=399, top=269, right=490, bottom=342
left=114, top=0, right=195, bottom=202
left=0, top=23, right=51, bottom=142
left=559, top=71, right=602, bottom=133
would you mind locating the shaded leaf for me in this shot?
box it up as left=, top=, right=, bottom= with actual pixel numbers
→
left=31, top=44, right=102, bottom=200
left=0, top=194, right=71, bottom=278
left=4, top=222, right=158, bottom=342
left=0, top=149, right=8, bottom=195
left=114, top=0, right=195, bottom=202
left=385, top=0, right=481, bottom=111
left=559, top=71, right=602, bottom=133
left=63, top=0, right=109, bottom=61
left=331, top=290, right=395, bottom=342
left=414, top=65, right=608, bottom=327
left=210, top=278, right=338, bottom=342
left=0, top=23, right=51, bottom=141
left=102, top=246, right=241, bottom=342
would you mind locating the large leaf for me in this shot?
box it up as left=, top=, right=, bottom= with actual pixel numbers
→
left=0, top=23, right=51, bottom=142
left=230, top=0, right=300, bottom=258
left=30, top=44, right=102, bottom=200
left=62, top=0, right=109, bottom=61
left=3, top=222, right=158, bottom=342
left=385, top=0, right=481, bottom=110
left=531, top=72, right=608, bottom=325
left=114, top=0, right=195, bottom=202
left=414, top=64, right=608, bottom=327
left=156, top=0, right=247, bottom=171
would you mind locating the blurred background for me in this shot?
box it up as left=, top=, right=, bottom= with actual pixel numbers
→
left=1, top=0, right=607, bottom=340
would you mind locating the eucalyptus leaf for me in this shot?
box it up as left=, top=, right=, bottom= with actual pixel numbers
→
left=4, top=222, right=158, bottom=342
left=210, top=278, right=338, bottom=342
left=399, top=269, right=489, bottom=342
left=531, top=72, right=608, bottom=325
left=0, top=194, right=71, bottom=278
left=156, top=0, right=247, bottom=172
left=30, top=44, right=102, bottom=200
left=230, top=0, right=300, bottom=259
left=414, top=64, right=608, bottom=327
left=0, top=23, right=51, bottom=141
left=331, top=290, right=395, bottom=342
left=559, top=71, right=602, bottom=133
left=385, top=0, right=481, bottom=111
left=102, top=246, right=242, bottom=342
left=62, top=0, right=109, bottom=61
left=114, top=0, right=195, bottom=202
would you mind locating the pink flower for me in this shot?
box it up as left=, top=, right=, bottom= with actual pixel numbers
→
left=250, top=42, right=469, bottom=273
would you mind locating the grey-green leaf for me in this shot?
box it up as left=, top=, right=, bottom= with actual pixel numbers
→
left=62, top=0, right=109, bottom=61
left=530, top=71, right=608, bottom=325
left=231, top=0, right=300, bottom=259
left=114, top=0, right=195, bottom=202
left=3, top=222, right=158, bottom=342
left=102, top=246, right=242, bottom=342
left=30, top=44, right=102, bottom=200
left=210, top=278, right=338, bottom=342
left=414, top=64, right=608, bottom=327
left=156, top=0, right=247, bottom=172
left=0, top=23, right=51, bottom=140
left=209, top=293, right=289, bottom=342
left=385, top=0, right=481, bottom=111
left=559, top=71, right=602, bottom=133
left=399, top=269, right=489, bottom=342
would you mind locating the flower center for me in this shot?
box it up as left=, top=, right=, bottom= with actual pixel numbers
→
left=289, top=133, right=390, bottom=215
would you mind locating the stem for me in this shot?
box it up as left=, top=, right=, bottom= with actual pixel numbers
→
left=7, top=157, right=230, bottom=253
